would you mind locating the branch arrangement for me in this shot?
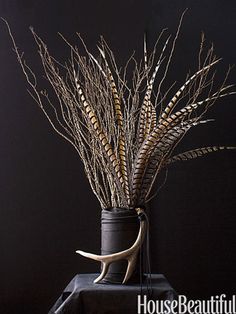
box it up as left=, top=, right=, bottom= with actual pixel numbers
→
left=5, top=17, right=235, bottom=209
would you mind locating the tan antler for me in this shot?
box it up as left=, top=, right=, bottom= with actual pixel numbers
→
left=76, top=208, right=146, bottom=284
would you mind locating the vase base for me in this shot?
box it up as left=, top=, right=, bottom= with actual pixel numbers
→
left=99, top=272, right=146, bottom=285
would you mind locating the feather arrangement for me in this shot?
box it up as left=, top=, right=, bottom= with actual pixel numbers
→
left=4, top=17, right=235, bottom=209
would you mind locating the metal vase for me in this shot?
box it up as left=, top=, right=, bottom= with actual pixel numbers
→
left=101, top=207, right=141, bottom=284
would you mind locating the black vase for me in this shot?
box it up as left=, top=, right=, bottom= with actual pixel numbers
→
left=101, top=207, right=141, bottom=284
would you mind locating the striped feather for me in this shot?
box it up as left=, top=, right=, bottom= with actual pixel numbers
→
left=156, top=90, right=235, bottom=135
left=137, top=122, right=193, bottom=203
left=133, top=117, right=212, bottom=203
left=167, top=146, right=236, bottom=164
left=159, top=59, right=221, bottom=123
left=143, top=102, right=158, bottom=137
left=132, top=118, right=193, bottom=203
left=138, top=64, right=160, bottom=145
left=97, top=47, right=130, bottom=203
left=138, top=37, right=170, bottom=146
left=132, top=96, right=214, bottom=202
left=74, top=76, right=125, bottom=189
left=133, top=122, right=173, bottom=202
left=144, top=33, right=148, bottom=71
left=150, top=103, right=157, bottom=130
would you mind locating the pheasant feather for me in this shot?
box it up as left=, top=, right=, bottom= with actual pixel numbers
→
left=5, top=17, right=235, bottom=209
left=159, top=59, right=221, bottom=123
left=97, top=46, right=130, bottom=203
left=168, top=146, right=236, bottom=164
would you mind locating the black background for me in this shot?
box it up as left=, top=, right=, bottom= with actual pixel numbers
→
left=0, top=1, right=236, bottom=313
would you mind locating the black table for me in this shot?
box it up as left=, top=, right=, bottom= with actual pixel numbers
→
left=49, top=273, right=177, bottom=314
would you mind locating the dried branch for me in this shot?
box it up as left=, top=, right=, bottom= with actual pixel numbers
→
left=3, top=15, right=235, bottom=209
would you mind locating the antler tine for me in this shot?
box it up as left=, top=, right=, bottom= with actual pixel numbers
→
left=76, top=208, right=146, bottom=284
left=94, top=262, right=110, bottom=283
left=122, top=254, right=138, bottom=284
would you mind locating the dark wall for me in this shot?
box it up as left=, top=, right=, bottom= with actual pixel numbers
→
left=0, top=1, right=235, bottom=313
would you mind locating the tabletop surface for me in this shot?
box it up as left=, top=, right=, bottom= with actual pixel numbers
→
left=49, top=273, right=177, bottom=314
